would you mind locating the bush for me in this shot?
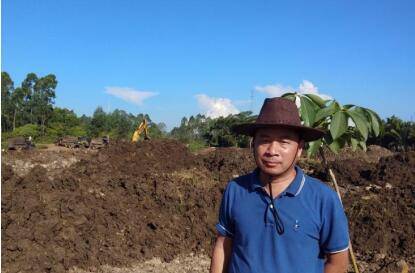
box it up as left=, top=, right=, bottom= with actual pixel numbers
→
left=11, top=124, right=41, bottom=138
left=1, top=131, right=12, bottom=150
left=187, top=139, right=208, bottom=152
left=67, top=125, right=88, bottom=137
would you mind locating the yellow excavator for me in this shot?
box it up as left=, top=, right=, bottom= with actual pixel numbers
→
left=131, top=118, right=150, bottom=142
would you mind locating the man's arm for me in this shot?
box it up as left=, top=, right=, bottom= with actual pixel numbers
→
left=324, top=250, right=349, bottom=273
left=210, top=234, right=233, bottom=273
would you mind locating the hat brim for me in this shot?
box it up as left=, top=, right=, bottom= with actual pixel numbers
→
left=232, top=123, right=326, bottom=142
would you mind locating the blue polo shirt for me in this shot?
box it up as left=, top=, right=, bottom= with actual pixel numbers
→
left=216, top=166, right=349, bottom=273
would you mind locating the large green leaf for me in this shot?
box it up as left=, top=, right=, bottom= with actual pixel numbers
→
left=343, top=104, right=355, bottom=110
left=359, top=140, right=367, bottom=151
left=350, top=137, right=359, bottom=151
left=390, top=129, right=401, bottom=139
left=304, top=94, right=326, bottom=107
left=307, top=139, right=322, bottom=158
left=314, top=101, right=339, bottom=123
left=330, top=111, right=348, bottom=140
left=299, top=96, right=317, bottom=126
left=328, top=139, right=342, bottom=154
left=365, top=108, right=380, bottom=136
left=327, top=135, right=347, bottom=154
left=347, top=110, right=369, bottom=140
left=354, top=107, right=370, bottom=123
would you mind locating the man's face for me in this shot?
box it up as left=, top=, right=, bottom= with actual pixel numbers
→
left=253, top=127, right=303, bottom=176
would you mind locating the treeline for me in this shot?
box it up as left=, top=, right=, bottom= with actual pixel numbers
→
left=2, top=72, right=57, bottom=133
left=1, top=72, right=166, bottom=143
left=170, top=112, right=256, bottom=149
left=367, top=115, right=415, bottom=151
left=2, top=71, right=415, bottom=151
left=170, top=113, right=415, bottom=151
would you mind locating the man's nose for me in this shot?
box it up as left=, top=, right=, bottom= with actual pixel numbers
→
left=266, top=141, right=281, bottom=156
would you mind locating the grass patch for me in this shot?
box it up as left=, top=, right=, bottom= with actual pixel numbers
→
left=36, top=144, right=49, bottom=150
left=187, top=139, right=208, bottom=153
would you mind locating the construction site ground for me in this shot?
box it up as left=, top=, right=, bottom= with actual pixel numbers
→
left=1, top=139, right=414, bottom=273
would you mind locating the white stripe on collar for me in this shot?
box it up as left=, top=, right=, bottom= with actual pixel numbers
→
left=294, top=173, right=306, bottom=196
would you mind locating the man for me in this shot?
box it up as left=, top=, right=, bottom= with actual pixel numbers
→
left=210, top=97, right=349, bottom=273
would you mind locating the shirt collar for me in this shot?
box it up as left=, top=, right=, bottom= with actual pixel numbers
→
left=249, top=166, right=306, bottom=197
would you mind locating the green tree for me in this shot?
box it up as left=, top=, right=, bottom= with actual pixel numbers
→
left=79, top=114, right=92, bottom=128
left=204, top=111, right=255, bottom=147
left=10, top=87, right=26, bottom=131
left=21, top=73, right=38, bottom=124
left=108, top=109, right=132, bottom=139
left=5, top=73, right=57, bottom=133
left=157, top=122, right=167, bottom=134
left=171, top=111, right=256, bottom=148
left=232, top=111, right=257, bottom=147
left=33, top=74, right=57, bottom=134
left=50, top=107, right=80, bottom=128
left=1, top=72, right=14, bottom=131
left=281, top=93, right=381, bottom=157
left=379, top=116, right=415, bottom=151
left=171, top=114, right=210, bottom=143
left=148, top=122, right=167, bottom=139
left=48, top=107, right=82, bottom=137
left=88, top=107, right=108, bottom=137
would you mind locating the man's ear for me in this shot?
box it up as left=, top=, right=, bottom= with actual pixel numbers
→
left=297, top=139, right=305, bottom=158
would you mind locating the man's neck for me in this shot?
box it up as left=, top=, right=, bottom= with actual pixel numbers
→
left=259, top=166, right=297, bottom=197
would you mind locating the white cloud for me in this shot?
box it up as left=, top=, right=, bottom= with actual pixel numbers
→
left=298, top=80, right=331, bottom=100
left=195, top=94, right=239, bottom=118
left=254, top=83, right=295, bottom=97
left=105, top=86, right=158, bottom=106
left=255, top=80, right=331, bottom=100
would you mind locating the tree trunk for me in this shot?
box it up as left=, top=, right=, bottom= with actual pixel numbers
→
left=41, top=114, right=46, bottom=135
left=13, top=109, right=16, bottom=131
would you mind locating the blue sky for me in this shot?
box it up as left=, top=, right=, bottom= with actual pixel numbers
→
left=2, top=0, right=414, bottom=129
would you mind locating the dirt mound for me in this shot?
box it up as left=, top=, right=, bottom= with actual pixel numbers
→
left=201, top=147, right=255, bottom=185
left=99, top=139, right=200, bottom=175
left=343, top=152, right=415, bottom=266
left=2, top=139, right=220, bottom=273
left=329, top=158, right=377, bottom=187
left=2, top=148, right=92, bottom=178
left=317, top=145, right=393, bottom=163
left=2, top=142, right=414, bottom=273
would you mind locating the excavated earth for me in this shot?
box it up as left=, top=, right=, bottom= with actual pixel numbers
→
left=1, top=140, right=414, bottom=273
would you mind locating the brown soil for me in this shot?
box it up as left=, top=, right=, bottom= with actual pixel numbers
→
left=2, top=146, right=95, bottom=178
left=342, top=152, right=415, bottom=270
left=1, top=141, right=414, bottom=273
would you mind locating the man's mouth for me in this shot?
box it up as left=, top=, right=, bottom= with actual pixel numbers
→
left=262, top=160, right=281, bottom=167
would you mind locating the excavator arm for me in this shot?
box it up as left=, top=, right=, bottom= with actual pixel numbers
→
left=131, top=119, right=150, bottom=142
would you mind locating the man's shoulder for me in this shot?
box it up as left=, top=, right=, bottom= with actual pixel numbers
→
left=303, top=173, right=339, bottom=200
left=225, top=171, right=254, bottom=193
